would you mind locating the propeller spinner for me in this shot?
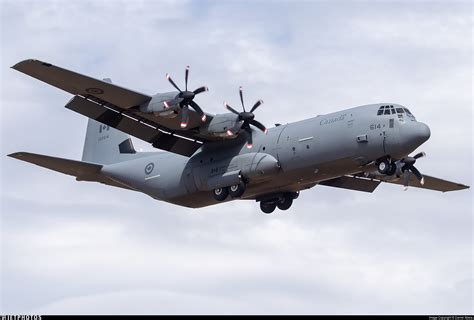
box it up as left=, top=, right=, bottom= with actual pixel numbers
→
left=224, top=86, right=267, bottom=149
left=164, top=66, right=208, bottom=128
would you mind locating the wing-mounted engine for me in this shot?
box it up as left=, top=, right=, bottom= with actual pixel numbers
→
left=200, top=113, right=241, bottom=138
left=139, top=66, right=209, bottom=129
left=365, top=152, right=427, bottom=190
left=201, top=86, right=268, bottom=147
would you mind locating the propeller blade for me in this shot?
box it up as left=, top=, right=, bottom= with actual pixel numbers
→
left=224, top=102, right=240, bottom=115
left=189, top=100, right=207, bottom=122
left=246, top=128, right=253, bottom=149
left=414, top=152, right=426, bottom=159
left=239, top=86, right=245, bottom=111
left=403, top=171, right=410, bottom=191
left=250, top=119, right=267, bottom=134
left=193, top=86, right=208, bottom=95
left=409, top=165, right=424, bottom=184
left=166, top=73, right=182, bottom=93
left=185, top=66, right=189, bottom=91
left=250, top=100, right=264, bottom=113
left=180, top=105, right=189, bottom=128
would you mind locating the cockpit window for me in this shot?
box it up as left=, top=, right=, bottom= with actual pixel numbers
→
left=377, top=105, right=399, bottom=116
left=403, top=108, right=413, bottom=116
left=396, top=108, right=404, bottom=113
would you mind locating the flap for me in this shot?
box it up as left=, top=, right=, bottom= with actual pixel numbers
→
left=319, top=175, right=381, bottom=193
left=65, top=95, right=202, bottom=157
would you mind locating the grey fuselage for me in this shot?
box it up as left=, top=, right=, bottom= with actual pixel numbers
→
left=102, top=103, right=431, bottom=208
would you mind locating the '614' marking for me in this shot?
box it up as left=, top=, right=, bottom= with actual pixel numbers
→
left=370, top=123, right=386, bottom=130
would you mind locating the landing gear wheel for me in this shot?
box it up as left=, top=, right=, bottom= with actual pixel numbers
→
left=229, top=182, right=246, bottom=198
left=277, top=197, right=293, bottom=211
left=213, top=187, right=229, bottom=201
left=386, top=163, right=397, bottom=176
left=260, top=201, right=276, bottom=214
left=377, top=158, right=391, bottom=174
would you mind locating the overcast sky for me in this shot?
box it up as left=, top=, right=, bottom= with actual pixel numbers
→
left=1, top=0, right=472, bottom=315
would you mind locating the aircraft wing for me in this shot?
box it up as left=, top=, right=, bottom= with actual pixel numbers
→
left=12, top=59, right=152, bottom=109
left=319, top=172, right=469, bottom=193
left=12, top=59, right=212, bottom=157
left=360, top=172, right=470, bottom=192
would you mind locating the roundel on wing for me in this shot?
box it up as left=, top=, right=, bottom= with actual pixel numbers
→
left=85, top=87, right=104, bottom=95
left=145, top=163, right=154, bottom=175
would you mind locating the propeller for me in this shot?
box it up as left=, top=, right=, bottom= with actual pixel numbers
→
left=400, top=151, right=426, bottom=190
left=164, top=66, right=208, bottom=128
left=224, top=86, right=267, bottom=149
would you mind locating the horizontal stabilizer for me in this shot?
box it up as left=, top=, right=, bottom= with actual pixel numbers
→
left=9, top=152, right=102, bottom=177
left=8, top=152, right=133, bottom=190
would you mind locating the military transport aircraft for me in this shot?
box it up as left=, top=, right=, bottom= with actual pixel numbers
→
left=9, top=59, right=469, bottom=213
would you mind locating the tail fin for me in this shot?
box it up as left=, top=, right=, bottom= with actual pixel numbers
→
left=81, top=119, right=136, bottom=164
left=81, top=78, right=137, bottom=164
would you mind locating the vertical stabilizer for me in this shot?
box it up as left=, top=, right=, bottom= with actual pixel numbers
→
left=81, top=78, right=136, bottom=164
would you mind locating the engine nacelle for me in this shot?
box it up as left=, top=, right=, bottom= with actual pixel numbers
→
left=139, top=92, right=180, bottom=118
left=200, top=113, right=239, bottom=138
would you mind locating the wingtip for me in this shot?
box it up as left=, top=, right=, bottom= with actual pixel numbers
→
left=7, top=152, right=25, bottom=159
left=11, top=59, right=50, bottom=70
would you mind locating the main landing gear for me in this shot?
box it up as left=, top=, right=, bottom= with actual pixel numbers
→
left=259, top=192, right=299, bottom=214
left=212, top=182, right=246, bottom=201
left=212, top=183, right=299, bottom=214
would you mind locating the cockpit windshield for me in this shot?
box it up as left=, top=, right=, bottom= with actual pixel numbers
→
left=376, top=105, right=415, bottom=120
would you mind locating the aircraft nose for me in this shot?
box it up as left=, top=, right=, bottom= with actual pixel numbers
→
left=417, top=122, right=431, bottom=143
left=400, top=122, right=431, bottom=150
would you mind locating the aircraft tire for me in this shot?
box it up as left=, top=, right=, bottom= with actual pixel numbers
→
left=386, top=163, right=397, bottom=176
left=213, top=187, right=229, bottom=201
left=377, top=158, right=391, bottom=174
left=229, top=182, right=246, bottom=198
left=277, top=197, right=293, bottom=211
left=260, top=201, right=276, bottom=214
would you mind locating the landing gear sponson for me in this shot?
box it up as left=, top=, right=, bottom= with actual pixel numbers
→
left=212, top=183, right=299, bottom=214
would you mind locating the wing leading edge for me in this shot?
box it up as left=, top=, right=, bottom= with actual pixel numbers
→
left=12, top=59, right=152, bottom=109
